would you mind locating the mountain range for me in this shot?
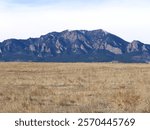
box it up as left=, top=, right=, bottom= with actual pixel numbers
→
left=0, top=29, right=150, bottom=63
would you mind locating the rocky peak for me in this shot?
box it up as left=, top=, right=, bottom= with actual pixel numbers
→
left=127, top=40, right=147, bottom=52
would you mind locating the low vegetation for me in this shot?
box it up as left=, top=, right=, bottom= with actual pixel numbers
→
left=0, top=62, right=150, bottom=112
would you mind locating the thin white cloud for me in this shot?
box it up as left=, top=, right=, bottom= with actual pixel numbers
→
left=0, top=0, right=150, bottom=43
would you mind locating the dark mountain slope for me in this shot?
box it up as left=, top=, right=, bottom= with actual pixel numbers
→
left=0, top=29, right=150, bottom=62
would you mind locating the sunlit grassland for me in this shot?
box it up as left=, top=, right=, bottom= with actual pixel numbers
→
left=0, top=62, right=150, bottom=112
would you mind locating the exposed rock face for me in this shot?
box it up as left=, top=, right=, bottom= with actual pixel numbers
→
left=127, top=40, right=148, bottom=52
left=0, top=29, right=150, bottom=62
left=105, top=44, right=122, bottom=54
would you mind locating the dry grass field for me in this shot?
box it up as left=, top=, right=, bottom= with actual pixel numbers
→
left=0, top=62, right=150, bottom=113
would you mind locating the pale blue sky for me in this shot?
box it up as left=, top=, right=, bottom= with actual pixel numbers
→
left=0, top=0, right=150, bottom=43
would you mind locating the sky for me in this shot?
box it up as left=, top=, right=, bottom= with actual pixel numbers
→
left=0, top=0, right=150, bottom=43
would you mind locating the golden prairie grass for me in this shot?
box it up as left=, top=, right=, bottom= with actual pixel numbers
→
left=0, top=62, right=150, bottom=112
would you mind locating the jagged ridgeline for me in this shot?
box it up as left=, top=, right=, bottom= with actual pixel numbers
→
left=0, top=29, right=150, bottom=62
